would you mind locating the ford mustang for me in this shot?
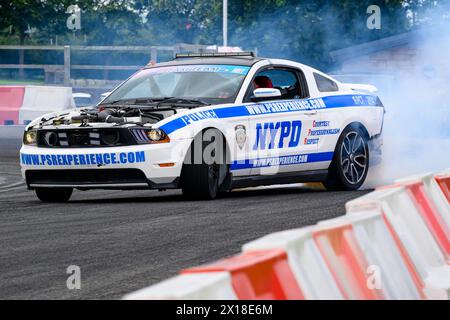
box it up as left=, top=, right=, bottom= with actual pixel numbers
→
left=20, top=52, right=384, bottom=202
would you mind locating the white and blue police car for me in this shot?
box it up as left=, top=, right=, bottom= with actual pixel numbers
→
left=20, top=52, right=384, bottom=202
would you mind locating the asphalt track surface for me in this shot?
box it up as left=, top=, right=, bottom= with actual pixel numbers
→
left=0, top=155, right=369, bottom=299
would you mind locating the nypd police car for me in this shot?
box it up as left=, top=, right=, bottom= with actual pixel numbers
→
left=20, top=52, right=384, bottom=202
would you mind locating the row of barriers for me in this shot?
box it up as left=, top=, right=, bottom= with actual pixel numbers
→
left=0, top=85, right=74, bottom=125
left=124, top=169, right=450, bottom=300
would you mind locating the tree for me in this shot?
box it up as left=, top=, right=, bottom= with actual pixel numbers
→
left=224, top=0, right=409, bottom=69
left=0, top=0, right=51, bottom=44
left=403, top=0, right=450, bottom=26
left=135, top=0, right=221, bottom=45
left=0, top=0, right=445, bottom=70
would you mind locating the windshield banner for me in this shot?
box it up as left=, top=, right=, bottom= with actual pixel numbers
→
left=145, top=65, right=250, bottom=75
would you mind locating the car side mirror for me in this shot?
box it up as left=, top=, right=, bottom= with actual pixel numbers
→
left=251, top=88, right=282, bottom=102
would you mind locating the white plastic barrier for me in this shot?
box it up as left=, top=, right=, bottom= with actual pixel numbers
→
left=340, top=203, right=425, bottom=299
left=242, top=227, right=343, bottom=300
left=346, top=187, right=450, bottom=299
left=123, top=272, right=237, bottom=300
left=123, top=169, right=450, bottom=300
left=19, top=86, right=75, bottom=125
left=396, top=173, right=450, bottom=230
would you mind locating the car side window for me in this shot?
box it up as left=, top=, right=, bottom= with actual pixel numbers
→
left=314, top=73, right=339, bottom=92
left=247, top=68, right=303, bottom=101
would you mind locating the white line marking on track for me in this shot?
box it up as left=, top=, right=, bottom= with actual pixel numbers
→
left=0, top=181, right=26, bottom=192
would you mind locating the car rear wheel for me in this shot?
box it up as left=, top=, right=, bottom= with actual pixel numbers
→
left=324, top=125, right=369, bottom=191
left=35, top=187, right=73, bottom=203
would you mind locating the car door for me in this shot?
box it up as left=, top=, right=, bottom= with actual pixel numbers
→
left=244, top=67, right=320, bottom=176
left=311, top=72, right=348, bottom=165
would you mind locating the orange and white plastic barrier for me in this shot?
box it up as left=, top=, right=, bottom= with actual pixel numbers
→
left=347, top=187, right=450, bottom=299
left=183, top=250, right=304, bottom=300
left=436, top=171, right=450, bottom=204
left=314, top=211, right=426, bottom=299
left=124, top=168, right=450, bottom=300
left=346, top=198, right=443, bottom=299
left=0, top=85, right=74, bottom=125
left=242, top=228, right=343, bottom=300
left=312, top=218, right=384, bottom=299
left=342, top=209, right=426, bottom=299
left=123, top=272, right=237, bottom=300
left=396, top=173, right=450, bottom=230
left=124, top=250, right=303, bottom=300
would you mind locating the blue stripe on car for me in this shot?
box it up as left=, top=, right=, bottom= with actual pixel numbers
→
left=160, top=94, right=381, bottom=135
left=230, top=151, right=334, bottom=170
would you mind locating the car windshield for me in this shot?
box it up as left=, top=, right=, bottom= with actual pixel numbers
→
left=102, top=64, right=250, bottom=105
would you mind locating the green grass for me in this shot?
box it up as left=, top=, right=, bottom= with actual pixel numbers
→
left=0, top=78, right=44, bottom=85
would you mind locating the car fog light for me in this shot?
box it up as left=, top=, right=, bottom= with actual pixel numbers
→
left=101, top=130, right=120, bottom=145
left=44, top=131, right=58, bottom=146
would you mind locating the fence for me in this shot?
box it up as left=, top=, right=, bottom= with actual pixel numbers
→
left=0, top=44, right=215, bottom=85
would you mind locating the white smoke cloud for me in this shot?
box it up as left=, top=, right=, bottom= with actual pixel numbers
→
left=363, top=21, right=450, bottom=187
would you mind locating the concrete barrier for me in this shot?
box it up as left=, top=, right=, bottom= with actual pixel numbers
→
left=19, top=86, right=75, bottom=125
left=0, top=85, right=74, bottom=126
left=0, top=86, right=25, bottom=125
left=0, top=85, right=75, bottom=156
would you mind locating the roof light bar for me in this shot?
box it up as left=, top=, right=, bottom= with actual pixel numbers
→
left=175, top=52, right=255, bottom=59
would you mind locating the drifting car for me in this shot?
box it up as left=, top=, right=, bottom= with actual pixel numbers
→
left=20, top=52, right=384, bottom=202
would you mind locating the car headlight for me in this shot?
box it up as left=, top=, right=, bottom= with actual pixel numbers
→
left=23, top=130, right=37, bottom=145
left=147, top=129, right=163, bottom=141
left=130, top=128, right=170, bottom=144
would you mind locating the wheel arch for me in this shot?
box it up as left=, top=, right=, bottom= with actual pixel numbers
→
left=180, top=126, right=233, bottom=197
left=184, top=126, right=233, bottom=164
left=344, top=121, right=370, bottom=140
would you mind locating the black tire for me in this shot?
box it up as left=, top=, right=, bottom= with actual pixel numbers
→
left=324, top=125, right=369, bottom=191
left=181, top=130, right=229, bottom=200
left=35, top=187, right=73, bottom=203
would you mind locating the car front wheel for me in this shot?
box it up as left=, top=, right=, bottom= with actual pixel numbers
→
left=181, top=130, right=228, bottom=200
left=35, top=187, right=73, bottom=203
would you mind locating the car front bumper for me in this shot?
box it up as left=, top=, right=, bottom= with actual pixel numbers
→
left=20, top=139, right=192, bottom=190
